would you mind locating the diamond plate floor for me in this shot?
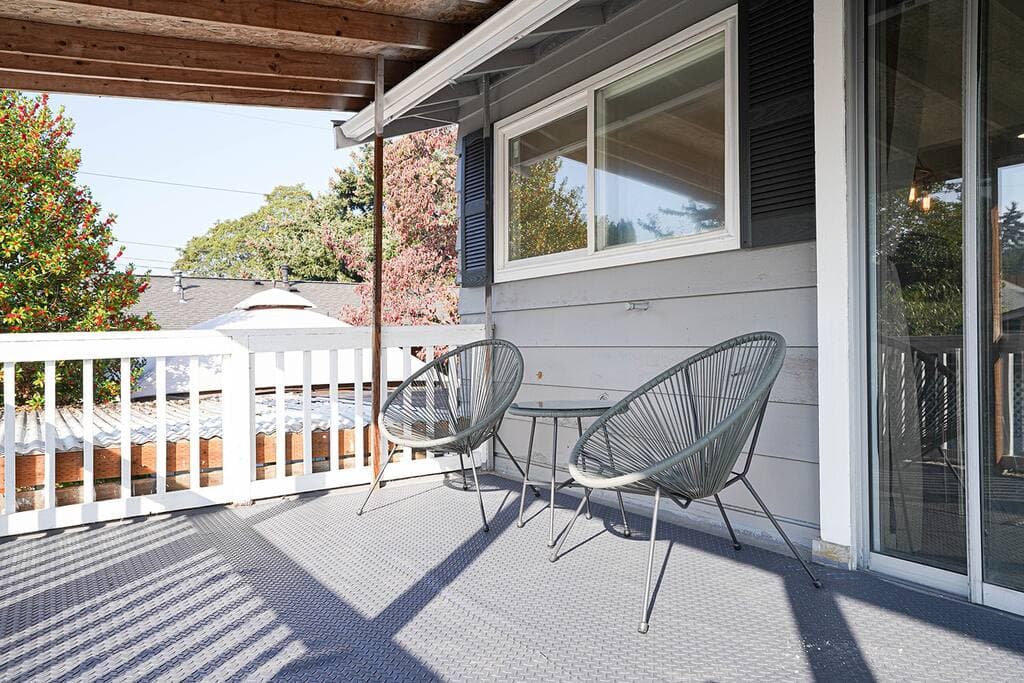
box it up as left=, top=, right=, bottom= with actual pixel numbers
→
left=1, top=474, right=1023, bottom=682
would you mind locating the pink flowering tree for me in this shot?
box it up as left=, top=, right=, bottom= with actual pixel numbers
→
left=324, top=127, right=459, bottom=326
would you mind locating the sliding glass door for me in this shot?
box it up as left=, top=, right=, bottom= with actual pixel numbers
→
left=866, top=0, right=967, bottom=579
left=867, top=0, right=1024, bottom=612
left=978, top=0, right=1024, bottom=602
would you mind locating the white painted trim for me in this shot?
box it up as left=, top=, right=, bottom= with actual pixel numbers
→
left=962, top=0, right=985, bottom=606
left=341, top=0, right=581, bottom=141
left=869, top=552, right=970, bottom=598
left=492, top=8, right=740, bottom=283
left=813, top=0, right=859, bottom=566
left=983, top=582, right=1024, bottom=618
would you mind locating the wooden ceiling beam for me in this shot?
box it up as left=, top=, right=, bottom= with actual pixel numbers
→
left=0, top=70, right=371, bottom=110
left=0, top=20, right=420, bottom=84
left=0, top=53, right=375, bottom=98
left=42, top=0, right=467, bottom=52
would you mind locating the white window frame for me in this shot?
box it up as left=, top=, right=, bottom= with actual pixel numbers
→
left=493, top=6, right=740, bottom=283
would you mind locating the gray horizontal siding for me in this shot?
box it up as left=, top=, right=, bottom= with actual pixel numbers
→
left=457, top=0, right=820, bottom=550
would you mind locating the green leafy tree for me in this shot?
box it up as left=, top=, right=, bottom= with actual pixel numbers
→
left=175, top=184, right=356, bottom=281
left=0, top=90, right=156, bottom=407
left=508, top=159, right=586, bottom=260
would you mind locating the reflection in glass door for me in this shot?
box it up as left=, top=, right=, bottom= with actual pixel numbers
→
left=866, top=0, right=967, bottom=576
left=979, top=0, right=1024, bottom=596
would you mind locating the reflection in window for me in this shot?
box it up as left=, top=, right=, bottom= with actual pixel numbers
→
left=595, top=34, right=726, bottom=250
left=867, top=0, right=967, bottom=574
left=507, top=109, right=587, bottom=261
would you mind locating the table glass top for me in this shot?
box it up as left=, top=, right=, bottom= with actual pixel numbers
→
left=508, top=399, right=613, bottom=417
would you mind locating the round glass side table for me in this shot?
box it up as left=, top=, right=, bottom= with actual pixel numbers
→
left=507, top=399, right=631, bottom=547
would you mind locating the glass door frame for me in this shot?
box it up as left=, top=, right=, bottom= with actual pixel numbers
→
left=857, top=0, right=1024, bottom=617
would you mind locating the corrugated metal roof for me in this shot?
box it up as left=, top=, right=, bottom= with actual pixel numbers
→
left=0, top=394, right=370, bottom=456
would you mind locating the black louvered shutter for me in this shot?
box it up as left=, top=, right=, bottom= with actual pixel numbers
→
left=738, top=0, right=816, bottom=247
left=458, top=129, right=492, bottom=287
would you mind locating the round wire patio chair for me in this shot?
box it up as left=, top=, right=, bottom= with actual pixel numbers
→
left=356, top=338, right=524, bottom=532
left=548, top=331, right=821, bottom=633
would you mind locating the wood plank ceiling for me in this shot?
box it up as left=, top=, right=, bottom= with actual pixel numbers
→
left=0, top=0, right=512, bottom=111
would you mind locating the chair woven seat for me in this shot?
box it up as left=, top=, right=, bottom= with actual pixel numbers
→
left=358, top=338, right=524, bottom=533
left=569, top=332, right=783, bottom=498
left=548, top=332, right=822, bottom=633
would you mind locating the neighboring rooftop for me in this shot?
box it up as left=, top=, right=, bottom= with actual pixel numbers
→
left=133, top=275, right=360, bottom=330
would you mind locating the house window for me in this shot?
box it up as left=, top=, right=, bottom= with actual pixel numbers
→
left=508, top=108, right=588, bottom=261
left=494, top=9, right=738, bottom=282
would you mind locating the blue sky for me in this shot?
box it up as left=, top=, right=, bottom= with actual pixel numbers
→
left=42, top=93, right=356, bottom=275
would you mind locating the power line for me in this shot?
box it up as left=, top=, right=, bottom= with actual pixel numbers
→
left=121, top=240, right=182, bottom=250
left=80, top=171, right=267, bottom=196
left=182, top=103, right=336, bottom=131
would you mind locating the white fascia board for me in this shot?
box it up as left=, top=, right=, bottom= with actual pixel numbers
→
left=340, top=0, right=580, bottom=141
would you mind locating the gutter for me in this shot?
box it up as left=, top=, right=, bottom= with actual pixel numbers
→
left=339, top=0, right=580, bottom=143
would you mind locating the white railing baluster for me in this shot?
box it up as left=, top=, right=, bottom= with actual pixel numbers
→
left=156, top=356, right=167, bottom=495
left=401, top=347, right=412, bottom=462
left=120, top=357, right=132, bottom=498
left=275, top=352, right=286, bottom=479
left=0, top=324, right=485, bottom=536
left=189, top=355, right=200, bottom=489
left=43, top=361, right=56, bottom=510
left=354, top=348, right=364, bottom=469
left=82, top=359, right=94, bottom=504
left=2, top=362, right=13, bottom=514
left=328, top=349, right=339, bottom=471
left=302, top=350, right=312, bottom=474
left=425, top=346, right=436, bottom=457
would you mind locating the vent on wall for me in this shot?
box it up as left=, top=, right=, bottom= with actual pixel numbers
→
left=739, top=0, right=816, bottom=248
left=459, top=129, right=492, bottom=287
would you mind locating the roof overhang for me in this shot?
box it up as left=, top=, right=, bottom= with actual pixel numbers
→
left=338, top=0, right=582, bottom=145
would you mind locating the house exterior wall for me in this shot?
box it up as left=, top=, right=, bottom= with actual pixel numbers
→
left=457, top=0, right=822, bottom=550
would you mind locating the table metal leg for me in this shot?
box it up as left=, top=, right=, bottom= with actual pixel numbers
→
left=517, top=417, right=537, bottom=529
left=549, top=417, right=558, bottom=548
left=577, top=417, right=592, bottom=519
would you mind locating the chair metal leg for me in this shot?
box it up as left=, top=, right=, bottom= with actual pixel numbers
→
left=356, top=445, right=398, bottom=516
left=638, top=486, right=661, bottom=634
left=467, top=450, right=489, bottom=533
left=457, top=451, right=468, bottom=491
left=517, top=418, right=537, bottom=528
left=740, top=476, right=821, bottom=588
left=714, top=494, right=741, bottom=550
left=495, top=430, right=541, bottom=498
left=549, top=490, right=589, bottom=562
left=616, top=491, right=631, bottom=537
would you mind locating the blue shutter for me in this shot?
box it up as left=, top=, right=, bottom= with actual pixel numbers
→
left=739, top=0, right=816, bottom=247
left=459, top=129, right=492, bottom=287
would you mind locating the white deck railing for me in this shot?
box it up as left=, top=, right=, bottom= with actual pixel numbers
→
left=0, top=324, right=487, bottom=537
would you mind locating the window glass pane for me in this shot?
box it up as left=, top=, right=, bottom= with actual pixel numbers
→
left=866, top=0, right=967, bottom=574
left=979, top=0, right=1024, bottom=593
left=595, top=33, right=726, bottom=250
left=507, top=109, right=587, bottom=261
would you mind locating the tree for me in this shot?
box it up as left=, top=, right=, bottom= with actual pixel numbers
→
left=175, top=184, right=355, bottom=281
left=507, top=158, right=586, bottom=260
left=324, top=127, right=460, bottom=325
left=0, top=90, right=155, bottom=407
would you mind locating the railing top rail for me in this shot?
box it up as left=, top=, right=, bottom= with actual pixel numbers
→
left=0, top=324, right=489, bottom=362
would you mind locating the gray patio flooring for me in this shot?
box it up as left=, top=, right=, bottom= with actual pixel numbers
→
left=1, top=474, right=1023, bottom=682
